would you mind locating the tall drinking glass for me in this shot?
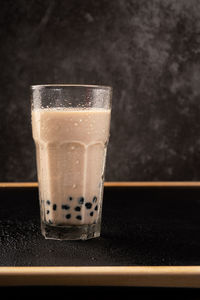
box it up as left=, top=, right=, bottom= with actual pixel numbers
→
left=31, top=84, right=112, bottom=240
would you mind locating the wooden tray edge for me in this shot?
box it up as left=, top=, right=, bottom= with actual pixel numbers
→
left=0, top=266, right=200, bottom=287
left=0, top=182, right=200, bottom=188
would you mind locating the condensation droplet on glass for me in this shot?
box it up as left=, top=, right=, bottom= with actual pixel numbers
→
left=76, top=160, right=80, bottom=164
left=79, top=119, right=83, bottom=122
left=71, top=146, right=75, bottom=150
left=72, top=184, right=77, bottom=189
left=74, top=122, right=78, bottom=126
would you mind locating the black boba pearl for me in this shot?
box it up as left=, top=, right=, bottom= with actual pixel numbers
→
left=53, top=204, right=57, bottom=211
left=69, top=196, right=73, bottom=201
left=62, top=204, right=70, bottom=210
left=78, top=197, right=84, bottom=204
left=46, top=210, right=50, bottom=214
left=85, top=202, right=92, bottom=209
left=94, top=205, right=98, bottom=211
left=75, top=206, right=81, bottom=211
left=66, top=214, right=71, bottom=219
left=90, top=211, right=94, bottom=217
left=46, top=200, right=50, bottom=205
left=76, top=215, right=82, bottom=220
left=93, top=196, right=97, bottom=203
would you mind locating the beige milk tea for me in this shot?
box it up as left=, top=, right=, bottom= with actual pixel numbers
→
left=32, top=107, right=111, bottom=227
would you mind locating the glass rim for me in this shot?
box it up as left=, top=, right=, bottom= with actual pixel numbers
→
left=31, top=84, right=112, bottom=90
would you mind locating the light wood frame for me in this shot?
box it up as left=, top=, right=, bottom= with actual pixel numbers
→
left=0, top=182, right=200, bottom=287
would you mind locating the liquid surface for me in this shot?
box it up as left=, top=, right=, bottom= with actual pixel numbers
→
left=32, top=107, right=111, bottom=226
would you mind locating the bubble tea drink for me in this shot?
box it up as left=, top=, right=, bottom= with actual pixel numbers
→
left=31, top=85, right=112, bottom=240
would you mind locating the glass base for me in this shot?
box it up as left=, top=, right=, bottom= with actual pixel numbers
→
left=41, top=221, right=101, bottom=240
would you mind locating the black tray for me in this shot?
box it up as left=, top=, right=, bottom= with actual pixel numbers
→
left=1, top=182, right=200, bottom=287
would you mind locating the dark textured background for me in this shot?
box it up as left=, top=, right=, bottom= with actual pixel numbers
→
left=1, top=0, right=200, bottom=182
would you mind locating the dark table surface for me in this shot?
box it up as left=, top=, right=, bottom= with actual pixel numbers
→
left=1, top=185, right=200, bottom=266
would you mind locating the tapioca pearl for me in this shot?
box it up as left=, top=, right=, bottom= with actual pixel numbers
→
left=93, top=196, right=97, bottom=203
left=46, top=200, right=50, bottom=205
left=78, top=197, right=84, bottom=204
left=53, top=204, right=57, bottom=211
left=46, top=210, right=50, bottom=214
left=69, top=196, right=73, bottom=201
left=94, top=205, right=98, bottom=211
left=76, top=215, right=82, bottom=220
left=62, top=204, right=70, bottom=210
left=85, top=202, right=92, bottom=209
left=66, top=214, right=71, bottom=219
left=90, top=211, right=94, bottom=217
left=75, top=206, right=81, bottom=211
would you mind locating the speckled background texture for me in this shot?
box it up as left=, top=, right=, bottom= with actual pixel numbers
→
left=1, top=0, right=200, bottom=181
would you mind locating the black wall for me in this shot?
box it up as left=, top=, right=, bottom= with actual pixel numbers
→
left=1, top=0, right=200, bottom=182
